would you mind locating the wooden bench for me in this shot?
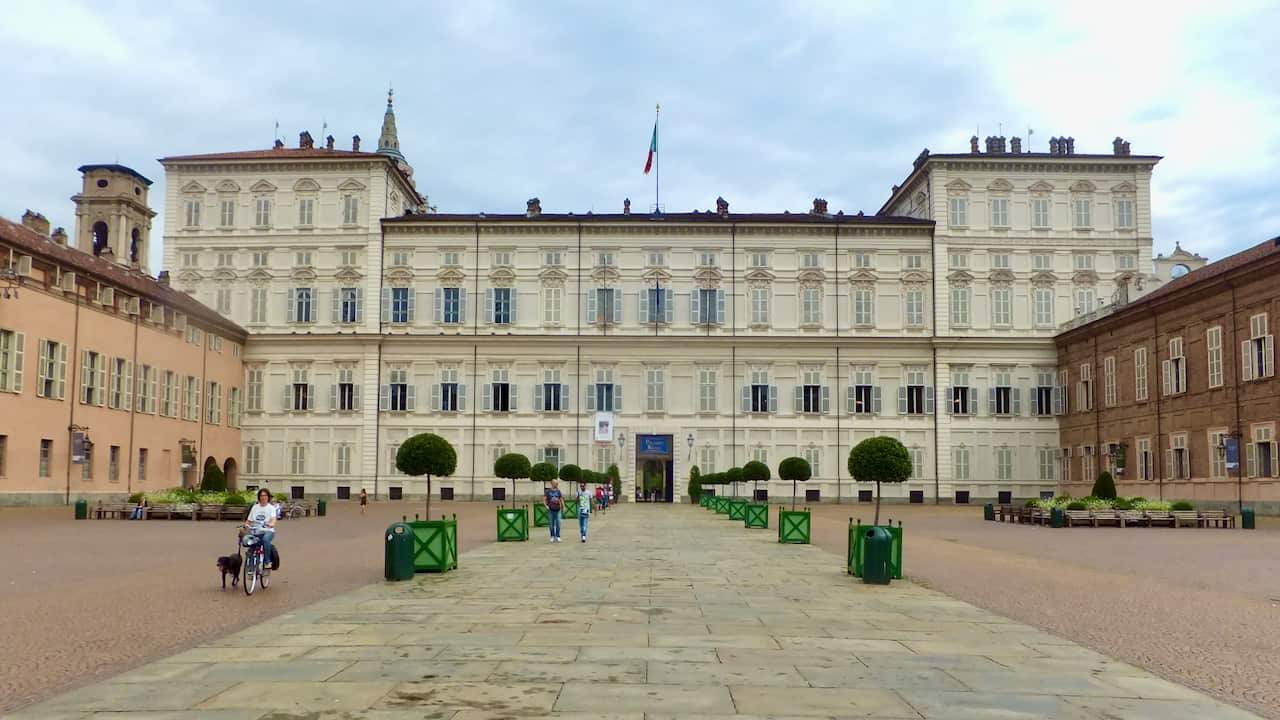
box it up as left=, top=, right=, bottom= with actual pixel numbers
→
left=1118, top=510, right=1146, bottom=527
left=1144, top=511, right=1175, bottom=527
left=1198, top=510, right=1235, bottom=528
left=998, top=504, right=1016, bottom=522
left=1171, top=510, right=1200, bottom=528
left=146, top=503, right=174, bottom=519
left=1092, top=509, right=1123, bottom=527
left=220, top=505, right=249, bottom=521
left=1064, top=510, right=1094, bottom=527
left=196, top=504, right=223, bottom=521
left=93, top=502, right=131, bottom=519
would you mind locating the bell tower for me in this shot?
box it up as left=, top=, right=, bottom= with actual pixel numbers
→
left=72, top=164, right=157, bottom=272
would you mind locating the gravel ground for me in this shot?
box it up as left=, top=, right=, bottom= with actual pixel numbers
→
left=0, top=499, right=511, bottom=714
left=805, top=504, right=1280, bottom=719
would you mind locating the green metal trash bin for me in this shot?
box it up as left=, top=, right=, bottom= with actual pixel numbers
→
left=317, top=498, right=327, bottom=517
left=1241, top=507, right=1255, bottom=530
left=74, top=498, right=88, bottom=520
left=983, top=503, right=994, bottom=521
left=862, top=527, right=892, bottom=585
left=384, top=522, right=415, bottom=581
left=1051, top=507, right=1065, bottom=528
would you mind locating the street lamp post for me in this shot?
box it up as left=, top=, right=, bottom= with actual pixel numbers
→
left=1216, top=433, right=1243, bottom=512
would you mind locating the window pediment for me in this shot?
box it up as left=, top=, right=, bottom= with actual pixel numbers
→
left=212, top=268, right=237, bottom=282
left=987, top=178, right=1013, bottom=192
left=945, top=179, right=972, bottom=192
left=693, top=267, right=723, bottom=288
left=988, top=269, right=1016, bottom=285
left=744, top=268, right=775, bottom=284
left=847, top=269, right=878, bottom=285
left=900, top=270, right=930, bottom=285
left=1072, top=270, right=1099, bottom=286
left=181, top=181, right=207, bottom=194
left=590, top=266, right=621, bottom=284
left=337, top=178, right=366, bottom=192
left=436, top=267, right=466, bottom=285
left=335, top=267, right=364, bottom=283
left=1030, top=270, right=1058, bottom=287
left=947, top=269, right=974, bottom=285
left=293, top=178, right=321, bottom=192
left=640, top=268, right=672, bottom=284
left=215, top=180, right=241, bottom=193
left=797, top=268, right=826, bottom=284
left=1110, top=181, right=1137, bottom=193
left=1069, top=180, right=1096, bottom=193
left=538, top=267, right=568, bottom=283
left=246, top=268, right=273, bottom=283
left=249, top=180, right=277, bottom=193
left=489, top=267, right=517, bottom=287
left=290, top=267, right=317, bottom=282
left=1028, top=180, right=1055, bottom=193
left=176, top=269, right=203, bottom=283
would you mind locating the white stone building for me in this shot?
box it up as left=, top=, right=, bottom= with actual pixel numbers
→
left=161, top=117, right=1169, bottom=504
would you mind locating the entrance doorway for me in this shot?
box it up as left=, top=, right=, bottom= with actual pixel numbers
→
left=635, top=434, right=674, bottom=503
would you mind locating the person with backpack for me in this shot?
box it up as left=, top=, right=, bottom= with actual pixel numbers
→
left=595, top=485, right=605, bottom=513
left=576, top=480, right=593, bottom=542
left=544, top=479, right=564, bottom=543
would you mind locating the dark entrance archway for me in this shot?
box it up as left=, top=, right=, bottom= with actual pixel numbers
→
left=91, top=221, right=109, bottom=256
left=223, top=457, right=239, bottom=490
left=635, top=434, right=674, bottom=502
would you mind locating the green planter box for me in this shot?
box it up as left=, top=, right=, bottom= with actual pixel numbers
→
left=744, top=503, right=769, bottom=528
left=496, top=506, right=530, bottom=542
left=727, top=499, right=747, bottom=521
left=699, top=495, right=712, bottom=509
left=714, top=496, right=730, bottom=514
left=408, top=516, right=459, bottom=573
left=563, top=498, right=579, bottom=517
left=533, top=502, right=549, bottom=527
left=847, top=519, right=903, bottom=579
left=778, top=509, right=811, bottom=544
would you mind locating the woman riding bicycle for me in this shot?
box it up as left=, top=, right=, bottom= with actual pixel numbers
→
left=243, top=489, right=277, bottom=568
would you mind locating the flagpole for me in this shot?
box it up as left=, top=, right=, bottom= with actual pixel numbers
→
left=654, top=103, right=660, bottom=214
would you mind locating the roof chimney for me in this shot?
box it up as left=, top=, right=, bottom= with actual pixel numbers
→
left=1049, top=137, right=1060, bottom=155
left=715, top=196, right=729, bottom=217
left=969, top=136, right=980, bottom=154
left=273, top=139, right=284, bottom=150
left=157, top=270, right=171, bottom=287
left=21, top=210, right=50, bottom=235
left=1010, top=136, right=1022, bottom=154
left=51, top=227, right=68, bottom=245
left=1065, top=137, right=1075, bottom=154
left=811, top=198, right=829, bottom=215
left=526, top=198, right=542, bottom=217
left=325, top=134, right=335, bottom=151
left=623, top=198, right=631, bottom=215
left=299, top=131, right=314, bottom=149
left=352, top=135, right=361, bottom=152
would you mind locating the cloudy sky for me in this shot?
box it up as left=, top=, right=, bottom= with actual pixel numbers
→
left=2, top=0, right=1276, bottom=271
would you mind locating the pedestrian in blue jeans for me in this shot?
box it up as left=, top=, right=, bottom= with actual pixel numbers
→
left=545, top=479, right=564, bottom=542
left=576, top=481, right=593, bottom=542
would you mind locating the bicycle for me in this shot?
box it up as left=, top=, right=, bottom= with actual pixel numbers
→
left=240, top=530, right=272, bottom=596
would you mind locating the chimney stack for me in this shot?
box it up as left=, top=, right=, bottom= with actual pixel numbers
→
left=352, top=135, right=361, bottom=152
left=715, top=196, right=729, bottom=217
left=157, top=270, right=171, bottom=287
left=1113, top=137, right=1132, bottom=156
left=51, top=227, right=68, bottom=245
left=299, top=131, right=314, bottom=149
left=1010, top=136, right=1022, bottom=154
left=623, top=198, right=631, bottom=215
left=1065, top=137, right=1075, bottom=154
left=526, top=198, right=542, bottom=217
left=325, top=134, right=335, bottom=151
left=811, top=198, right=829, bottom=215
left=969, top=136, right=980, bottom=154
left=21, top=210, right=50, bottom=235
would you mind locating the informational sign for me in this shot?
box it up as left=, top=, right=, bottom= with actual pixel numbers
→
left=637, top=434, right=672, bottom=456
left=71, top=432, right=86, bottom=464
left=594, top=412, right=614, bottom=443
left=1224, top=437, right=1240, bottom=471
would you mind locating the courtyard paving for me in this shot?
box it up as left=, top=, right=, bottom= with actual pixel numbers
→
left=7, top=505, right=1264, bottom=719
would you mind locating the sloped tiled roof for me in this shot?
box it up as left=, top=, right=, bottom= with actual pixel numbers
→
left=385, top=211, right=934, bottom=227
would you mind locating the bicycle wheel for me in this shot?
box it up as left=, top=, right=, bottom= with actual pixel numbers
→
left=242, top=551, right=258, bottom=596
left=261, top=566, right=270, bottom=589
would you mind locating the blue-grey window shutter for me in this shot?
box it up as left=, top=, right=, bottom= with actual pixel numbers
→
left=1012, top=387, right=1021, bottom=415
left=925, top=385, right=935, bottom=415
left=458, top=383, right=466, bottom=411
left=689, top=290, right=700, bottom=324
left=586, top=289, right=597, bottom=323
left=897, top=386, right=907, bottom=414
left=406, top=384, right=416, bottom=411
left=406, top=289, right=415, bottom=322
left=355, top=288, right=364, bottom=322
left=430, top=383, right=440, bottom=411
left=586, top=383, right=595, bottom=411
left=534, top=384, right=544, bottom=411
left=433, top=288, right=443, bottom=323
left=459, top=289, right=467, bottom=323
left=613, top=383, right=622, bottom=412
left=485, top=288, right=494, bottom=324
left=638, top=289, right=649, bottom=323
left=821, top=386, right=830, bottom=414
left=742, top=385, right=751, bottom=412
left=482, top=382, right=491, bottom=411
left=846, top=385, right=856, bottom=414
left=716, top=289, right=726, bottom=325
left=561, top=384, right=570, bottom=412
left=663, top=289, right=673, bottom=323
left=968, top=388, right=978, bottom=416
left=381, top=288, right=391, bottom=323
left=769, top=385, right=778, bottom=413
left=872, top=386, right=882, bottom=414
left=612, top=289, right=622, bottom=324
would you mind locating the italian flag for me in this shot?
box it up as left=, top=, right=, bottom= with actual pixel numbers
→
left=643, top=121, right=657, bottom=175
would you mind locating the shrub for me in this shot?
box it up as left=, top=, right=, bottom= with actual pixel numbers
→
left=1112, top=497, right=1134, bottom=511
left=1054, top=494, right=1073, bottom=504
left=273, top=492, right=289, bottom=503
left=530, top=462, right=558, bottom=485
left=1133, top=499, right=1172, bottom=512
left=128, top=492, right=144, bottom=504
left=688, top=465, right=702, bottom=501
left=397, top=433, right=458, bottom=518
left=1171, top=500, right=1195, bottom=511
left=1091, top=471, right=1117, bottom=500
left=777, top=456, right=812, bottom=509
left=558, top=464, right=582, bottom=485
left=1066, top=500, right=1088, bottom=510
left=494, top=453, right=531, bottom=507
left=607, top=464, right=621, bottom=499
left=724, top=467, right=744, bottom=496
left=848, top=436, right=912, bottom=525
left=223, top=492, right=248, bottom=506
left=200, top=464, right=227, bottom=492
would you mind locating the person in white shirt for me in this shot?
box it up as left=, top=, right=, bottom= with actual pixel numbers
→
left=243, top=489, right=277, bottom=568
left=576, top=481, right=592, bottom=542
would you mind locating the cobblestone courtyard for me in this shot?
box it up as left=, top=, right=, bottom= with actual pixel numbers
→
left=7, top=504, right=1264, bottom=719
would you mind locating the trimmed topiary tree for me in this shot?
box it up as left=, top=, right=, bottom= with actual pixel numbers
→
left=607, top=464, right=621, bottom=502
left=688, top=465, right=702, bottom=501
left=397, top=433, right=458, bottom=520
left=725, top=467, right=744, bottom=497
left=530, top=461, right=558, bottom=488
left=494, top=453, right=531, bottom=508
left=778, top=456, right=812, bottom=510
left=1091, top=471, right=1117, bottom=500
left=848, top=436, right=912, bottom=525
left=558, top=463, right=581, bottom=489
left=743, top=460, right=770, bottom=500
left=200, top=464, right=227, bottom=493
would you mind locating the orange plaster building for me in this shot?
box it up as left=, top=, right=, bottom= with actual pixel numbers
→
left=0, top=165, right=246, bottom=505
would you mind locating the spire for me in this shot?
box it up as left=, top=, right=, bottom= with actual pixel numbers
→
left=376, top=87, right=404, bottom=161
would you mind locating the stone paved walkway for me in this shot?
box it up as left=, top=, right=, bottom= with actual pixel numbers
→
left=8, top=505, right=1263, bottom=719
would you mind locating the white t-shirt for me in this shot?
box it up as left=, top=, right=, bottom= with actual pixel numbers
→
left=247, top=503, right=276, bottom=531
left=577, top=489, right=592, bottom=515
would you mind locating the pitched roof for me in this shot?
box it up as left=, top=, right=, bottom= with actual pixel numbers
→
left=384, top=211, right=934, bottom=227
left=0, top=216, right=247, bottom=341
left=77, top=164, right=154, bottom=186
left=159, top=148, right=392, bottom=163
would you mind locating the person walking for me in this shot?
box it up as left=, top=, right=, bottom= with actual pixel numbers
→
left=545, top=479, right=564, bottom=542
left=595, top=484, right=605, bottom=513
left=359, top=488, right=368, bottom=516
left=576, top=480, right=593, bottom=542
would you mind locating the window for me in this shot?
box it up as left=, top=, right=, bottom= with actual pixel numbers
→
left=747, top=368, right=773, bottom=413
left=541, top=447, right=562, bottom=470
left=750, top=287, right=770, bottom=325
left=752, top=446, right=768, bottom=466
left=183, top=375, right=201, bottom=420
left=697, top=368, right=717, bottom=412
left=1162, top=337, right=1186, bottom=396
left=216, top=251, right=234, bottom=267
left=1033, top=370, right=1055, bottom=416
left=1038, top=448, right=1057, bottom=481
left=1082, top=446, right=1096, bottom=483
left=798, top=367, right=826, bottom=414
left=587, top=287, right=620, bottom=325
left=948, top=252, right=969, bottom=269
left=389, top=287, right=414, bottom=324
left=1098, top=356, right=1115, bottom=407
left=594, top=445, right=613, bottom=473
left=486, top=368, right=513, bottom=413
left=542, top=286, right=562, bottom=324
left=288, top=368, right=311, bottom=412
left=249, top=287, right=267, bottom=323
left=244, top=444, right=261, bottom=475
left=590, top=368, right=620, bottom=413
left=493, top=250, right=513, bottom=267
left=1073, top=198, right=1092, bottom=228
left=180, top=251, right=198, bottom=268
left=990, top=287, right=1011, bottom=326
left=539, top=368, right=565, bottom=412
left=1031, top=197, right=1051, bottom=228
left=949, top=196, right=968, bottom=226
left=849, top=365, right=878, bottom=414
left=35, top=339, right=66, bottom=400
left=950, top=286, right=971, bottom=326
left=81, top=441, right=92, bottom=480
left=1033, top=287, right=1054, bottom=327
left=1115, top=197, right=1135, bottom=229
left=1077, top=363, right=1093, bottom=411
left=951, top=447, right=969, bottom=481
left=334, top=367, right=357, bottom=412
left=990, top=253, right=1011, bottom=269
left=1073, top=253, right=1094, bottom=271
left=437, top=368, right=462, bottom=412
left=904, top=289, right=924, bottom=327
left=337, top=287, right=362, bottom=324
left=1137, top=438, right=1152, bottom=481
left=1209, top=430, right=1228, bottom=479
left=996, top=447, right=1013, bottom=481
left=289, top=445, right=307, bottom=475
left=1206, top=326, right=1223, bottom=388
left=1061, top=448, right=1072, bottom=484
left=437, top=287, right=465, bottom=324
left=135, top=365, right=155, bottom=413
left=595, top=251, right=614, bottom=267
left=904, top=254, right=923, bottom=270
left=290, top=287, right=314, bottom=323
left=692, top=288, right=724, bottom=326
left=949, top=367, right=974, bottom=415
left=698, top=252, right=718, bottom=267
left=1074, top=287, right=1096, bottom=316
left=245, top=368, right=263, bottom=412
left=442, top=251, right=461, bottom=267
left=750, top=252, right=769, bottom=268
left=251, top=251, right=268, bottom=267
left=1133, top=347, right=1149, bottom=401
left=80, top=350, right=105, bottom=406
left=206, top=381, right=222, bottom=424
left=544, top=251, right=562, bottom=267
left=698, top=445, right=717, bottom=473
left=107, top=445, right=119, bottom=482
left=297, top=197, right=314, bottom=226
left=342, top=250, right=361, bottom=267
left=387, top=367, right=412, bottom=412
left=990, top=198, right=1009, bottom=227
left=1116, top=253, right=1137, bottom=271
left=852, top=252, right=873, bottom=269
left=800, top=287, right=821, bottom=326
left=293, top=251, right=312, bottom=268
left=1247, top=425, right=1276, bottom=478
left=991, top=368, right=1016, bottom=415
left=254, top=197, right=272, bottom=227
left=1032, top=253, right=1052, bottom=271
left=335, top=444, right=352, bottom=476
left=1167, top=434, right=1188, bottom=480
left=646, top=367, right=665, bottom=412
left=646, top=251, right=665, bottom=267
left=227, top=387, right=241, bottom=427
left=907, top=447, right=925, bottom=480
left=158, top=370, right=176, bottom=416
left=215, top=287, right=231, bottom=315
left=902, top=366, right=932, bottom=415
left=853, top=288, right=874, bottom=326
left=342, top=194, right=359, bottom=225
left=219, top=199, right=235, bottom=227
left=640, top=287, right=672, bottom=324
left=1242, top=313, right=1275, bottom=381
left=184, top=200, right=201, bottom=228
left=800, top=252, right=821, bottom=268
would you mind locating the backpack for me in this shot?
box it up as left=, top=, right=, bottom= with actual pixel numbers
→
left=547, top=492, right=562, bottom=511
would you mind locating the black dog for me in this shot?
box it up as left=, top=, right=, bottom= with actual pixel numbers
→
left=217, top=553, right=242, bottom=589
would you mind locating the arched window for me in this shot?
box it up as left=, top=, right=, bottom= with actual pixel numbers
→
left=91, top=222, right=109, bottom=256
left=130, top=228, right=141, bottom=263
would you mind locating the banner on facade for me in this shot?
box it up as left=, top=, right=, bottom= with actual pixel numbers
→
left=1224, top=437, right=1239, bottom=471
left=594, top=412, right=614, bottom=443
left=71, top=432, right=85, bottom=464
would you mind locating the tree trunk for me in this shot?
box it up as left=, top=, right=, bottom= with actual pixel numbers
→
left=425, top=475, right=432, bottom=520
left=792, top=480, right=797, bottom=511
left=873, top=480, right=881, bottom=525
